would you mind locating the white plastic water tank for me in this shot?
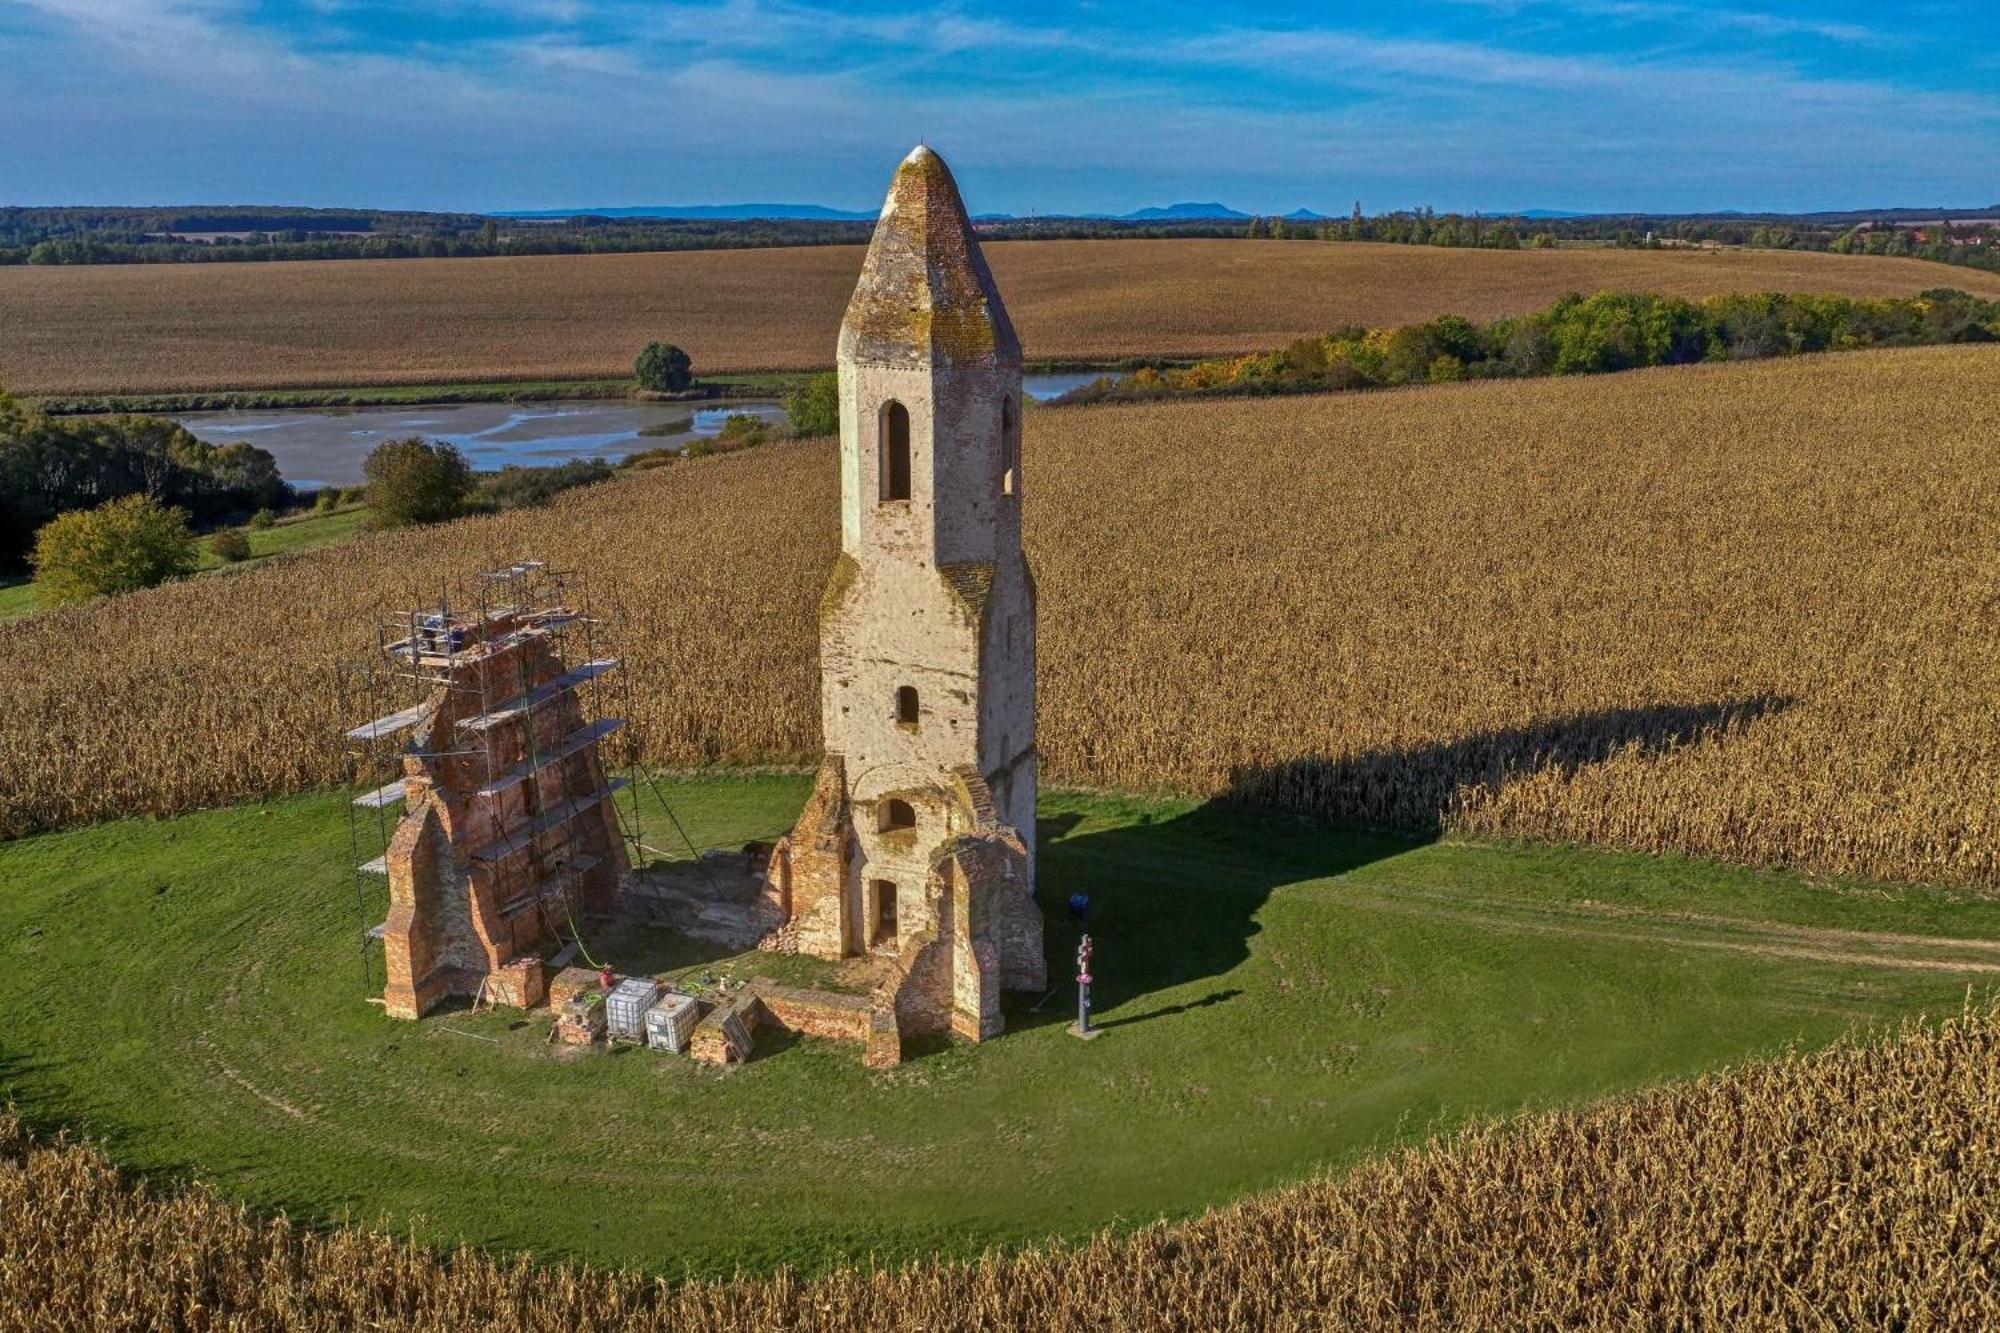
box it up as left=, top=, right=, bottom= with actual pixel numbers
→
left=644, top=993, right=701, bottom=1053
left=604, top=977, right=662, bottom=1041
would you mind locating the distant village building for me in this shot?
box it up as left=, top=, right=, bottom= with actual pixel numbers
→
left=761, top=145, right=1047, bottom=1042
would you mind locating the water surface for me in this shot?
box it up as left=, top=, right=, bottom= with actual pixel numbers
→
left=176, top=399, right=786, bottom=488
left=174, top=371, right=1109, bottom=488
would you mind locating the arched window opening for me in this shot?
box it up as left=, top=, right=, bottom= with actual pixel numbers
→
left=880, top=401, right=911, bottom=502
left=1000, top=398, right=1018, bottom=497
left=880, top=798, right=916, bottom=832
left=896, top=685, right=920, bottom=728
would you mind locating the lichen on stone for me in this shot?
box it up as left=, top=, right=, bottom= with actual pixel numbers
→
left=936, top=561, right=995, bottom=633
left=838, top=146, right=1021, bottom=368
left=818, top=551, right=861, bottom=624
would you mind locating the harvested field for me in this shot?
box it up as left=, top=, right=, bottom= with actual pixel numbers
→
left=2, top=345, right=1998, bottom=893
left=3, top=1004, right=1994, bottom=1330
left=4, top=240, right=1999, bottom=395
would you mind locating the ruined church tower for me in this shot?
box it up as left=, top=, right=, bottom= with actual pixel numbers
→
left=763, top=144, right=1044, bottom=1046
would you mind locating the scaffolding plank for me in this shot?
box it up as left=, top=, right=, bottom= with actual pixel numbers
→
left=470, top=780, right=630, bottom=864
left=358, top=854, right=389, bottom=875
left=346, top=702, right=430, bottom=742
left=473, top=719, right=625, bottom=799
left=457, top=659, right=620, bottom=734
left=352, top=779, right=408, bottom=809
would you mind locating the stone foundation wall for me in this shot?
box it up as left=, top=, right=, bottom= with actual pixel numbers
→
left=690, top=992, right=758, bottom=1065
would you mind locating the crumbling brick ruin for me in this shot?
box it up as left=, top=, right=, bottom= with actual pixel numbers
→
left=347, top=571, right=631, bottom=1020
left=761, top=144, right=1048, bottom=1046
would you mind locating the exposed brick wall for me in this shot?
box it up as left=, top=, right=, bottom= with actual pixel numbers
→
left=374, top=608, right=631, bottom=1020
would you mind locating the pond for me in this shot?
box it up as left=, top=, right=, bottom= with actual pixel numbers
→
left=173, top=400, right=790, bottom=489
left=171, top=372, right=1111, bottom=489
left=1023, top=370, right=1118, bottom=400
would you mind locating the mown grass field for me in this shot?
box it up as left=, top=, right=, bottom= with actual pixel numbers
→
left=13, top=1005, right=1996, bottom=1331
left=2, top=773, right=1994, bottom=1278
left=4, top=240, right=1997, bottom=394
left=3, top=346, right=1995, bottom=896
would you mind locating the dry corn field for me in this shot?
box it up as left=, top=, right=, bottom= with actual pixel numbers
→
left=4, top=344, right=1999, bottom=892
left=6, top=241, right=2000, bottom=395
left=4, top=1003, right=1995, bottom=1332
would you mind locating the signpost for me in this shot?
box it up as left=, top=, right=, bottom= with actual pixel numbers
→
left=1068, top=934, right=1101, bottom=1040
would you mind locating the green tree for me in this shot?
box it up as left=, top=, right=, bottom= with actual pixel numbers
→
left=785, top=372, right=840, bottom=437
left=634, top=342, right=694, bottom=392
left=31, top=494, right=198, bottom=604
left=361, top=437, right=475, bottom=528
left=248, top=507, right=277, bottom=530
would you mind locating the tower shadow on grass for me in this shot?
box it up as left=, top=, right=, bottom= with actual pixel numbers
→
left=1022, top=695, right=1791, bottom=1033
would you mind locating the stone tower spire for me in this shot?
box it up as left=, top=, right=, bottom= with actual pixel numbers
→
left=761, top=144, right=1044, bottom=1056
left=838, top=144, right=1020, bottom=370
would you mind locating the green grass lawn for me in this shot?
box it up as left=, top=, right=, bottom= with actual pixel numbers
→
left=0, top=576, right=36, bottom=623
left=1, top=774, right=1994, bottom=1277
left=214, top=504, right=374, bottom=565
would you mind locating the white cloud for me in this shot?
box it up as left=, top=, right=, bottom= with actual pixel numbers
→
left=1, top=0, right=1994, bottom=211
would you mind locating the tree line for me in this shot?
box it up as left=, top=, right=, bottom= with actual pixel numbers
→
left=11, top=200, right=1997, bottom=277
left=1055, top=288, right=2000, bottom=405
left=0, top=208, right=1281, bottom=267
left=1243, top=205, right=2000, bottom=280
left=0, top=391, right=289, bottom=571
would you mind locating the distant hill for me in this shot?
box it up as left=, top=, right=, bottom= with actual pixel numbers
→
left=495, top=199, right=1266, bottom=224
left=1117, top=202, right=1250, bottom=221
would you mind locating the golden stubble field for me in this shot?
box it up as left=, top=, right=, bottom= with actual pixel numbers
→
left=5, top=1007, right=1994, bottom=1331
left=3, top=344, right=1996, bottom=893
left=4, top=240, right=1999, bottom=394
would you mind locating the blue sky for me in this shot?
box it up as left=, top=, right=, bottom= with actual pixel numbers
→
left=1, top=1, right=1995, bottom=213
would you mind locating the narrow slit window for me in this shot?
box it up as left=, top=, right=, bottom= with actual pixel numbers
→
left=1001, top=398, right=1017, bottom=497
left=896, top=685, right=920, bottom=727
left=880, top=401, right=911, bottom=502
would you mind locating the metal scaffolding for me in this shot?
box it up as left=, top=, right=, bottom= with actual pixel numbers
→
left=337, top=560, right=649, bottom=998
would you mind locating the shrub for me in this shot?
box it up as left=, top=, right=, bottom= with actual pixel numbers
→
left=718, top=413, right=771, bottom=445
left=634, top=342, right=693, bottom=393
left=248, top=508, right=277, bottom=531
left=784, top=372, right=839, bottom=437
left=210, top=530, right=252, bottom=563
left=476, top=459, right=615, bottom=510
left=361, top=438, right=476, bottom=528
left=30, top=495, right=199, bottom=604
left=313, top=487, right=342, bottom=512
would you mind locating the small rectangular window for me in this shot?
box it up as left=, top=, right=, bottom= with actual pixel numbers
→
left=872, top=879, right=899, bottom=946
